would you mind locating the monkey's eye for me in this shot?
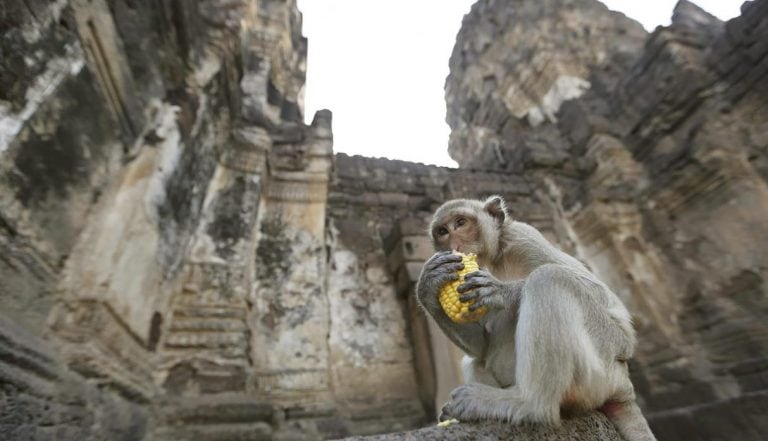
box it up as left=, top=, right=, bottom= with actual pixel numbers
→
left=436, top=227, right=449, bottom=237
left=455, top=217, right=467, bottom=228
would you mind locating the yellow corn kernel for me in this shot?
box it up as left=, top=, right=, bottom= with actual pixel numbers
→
left=437, top=418, right=460, bottom=427
left=439, top=253, right=486, bottom=323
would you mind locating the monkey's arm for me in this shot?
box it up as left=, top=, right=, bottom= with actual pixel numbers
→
left=458, top=270, right=523, bottom=313
left=416, top=251, right=488, bottom=358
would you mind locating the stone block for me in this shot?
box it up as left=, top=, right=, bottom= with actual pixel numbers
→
left=337, top=412, right=622, bottom=441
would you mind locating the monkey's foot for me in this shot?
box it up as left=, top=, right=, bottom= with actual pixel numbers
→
left=441, top=383, right=518, bottom=422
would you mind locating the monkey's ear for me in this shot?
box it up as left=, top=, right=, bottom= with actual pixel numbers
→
left=483, top=196, right=507, bottom=224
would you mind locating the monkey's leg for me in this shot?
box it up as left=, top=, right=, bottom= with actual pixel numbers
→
left=429, top=308, right=487, bottom=360
left=444, top=264, right=605, bottom=425
left=461, top=355, right=501, bottom=386
left=514, top=264, right=616, bottom=423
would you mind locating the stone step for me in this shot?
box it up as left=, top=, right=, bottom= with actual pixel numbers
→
left=172, top=305, right=247, bottom=320
left=159, top=395, right=274, bottom=424
left=159, top=349, right=249, bottom=362
left=169, top=317, right=247, bottom=332
left=175, top=291, right=247, bottom=305
left=160, top=346, right=248, bottom=360
left=0, top=334, right=61, bottom=383
left=154, top=422, right=272, bottom=441
left=164, top=332, right=247, bottom=349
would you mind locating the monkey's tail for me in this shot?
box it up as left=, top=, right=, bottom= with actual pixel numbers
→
left=601, top=400, right=658, bottom=441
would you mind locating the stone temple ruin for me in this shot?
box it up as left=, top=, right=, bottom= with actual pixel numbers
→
left=1, top=0, right=766, bottom=440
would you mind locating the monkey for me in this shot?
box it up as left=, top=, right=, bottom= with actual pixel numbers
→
left=415, top=196, right=657, bottom=441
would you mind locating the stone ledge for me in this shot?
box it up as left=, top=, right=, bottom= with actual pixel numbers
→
left=336, top=412, right=621, bottom=441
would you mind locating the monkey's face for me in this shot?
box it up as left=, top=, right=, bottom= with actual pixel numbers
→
left=432, top=214, right=481, bottom=254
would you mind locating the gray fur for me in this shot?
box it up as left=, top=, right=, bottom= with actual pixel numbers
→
left=416, top=197, right=657, bottom=441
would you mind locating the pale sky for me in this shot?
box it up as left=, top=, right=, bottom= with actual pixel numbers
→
left=297, top=0, right=743, bottom=167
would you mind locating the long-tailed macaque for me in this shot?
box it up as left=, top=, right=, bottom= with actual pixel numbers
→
left=416, top=196, right=656, bottom=441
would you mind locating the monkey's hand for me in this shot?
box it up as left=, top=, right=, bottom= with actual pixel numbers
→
left=416, top=251, right=464, bottom=312
left=458, top=270, right=522, bottom=312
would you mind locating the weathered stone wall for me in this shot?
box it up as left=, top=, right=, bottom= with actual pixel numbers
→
left=1, top=0, right=464, bottom=439
left=444, top=0, right=768, bottom=440
left=3, top=0, right=364, bottom=439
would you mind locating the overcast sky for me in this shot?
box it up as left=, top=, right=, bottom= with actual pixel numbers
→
left=297, top=0, right=744, bottom=167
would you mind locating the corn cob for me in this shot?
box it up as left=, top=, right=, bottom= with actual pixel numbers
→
left=439, top=253, right=486, bottom=323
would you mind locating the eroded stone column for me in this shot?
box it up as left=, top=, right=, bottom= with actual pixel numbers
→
left=157, top=126, right=269, bottom=396
left=385, top=217, right=463, bottom=420
left=250, top=112, right=333, bottom=411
